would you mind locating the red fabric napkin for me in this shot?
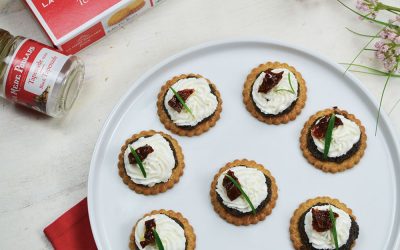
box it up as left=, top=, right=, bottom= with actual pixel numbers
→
left=44, top=198, right=97, bottom=250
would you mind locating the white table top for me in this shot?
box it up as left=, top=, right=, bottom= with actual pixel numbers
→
left=1, top=0, right=399, bottom=249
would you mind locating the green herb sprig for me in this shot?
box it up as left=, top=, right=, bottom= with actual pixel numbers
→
left=170, top=87, right=194, bottom=117
left=337, top=0, right=400, bottom=136
left=224, top=174, right=256, bottom=215
left=152, top=229, right=165, bottom=250
left=129, top=145, right=147, bottom=178
left=328, top=207, right=339, bottom=250
left=323, top=113, right=336, bottom=159
left=275, top=72, right=295, bottom=94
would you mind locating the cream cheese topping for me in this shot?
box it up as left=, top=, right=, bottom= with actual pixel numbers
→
left=304, top=205, right=352, bottom=249
left=251, top=68, right=298, bottom=115
left=311, top=114, right=361, bottom=158
left=216, top=166, right=268, bottom=213
left=135, top=214, right=186, bottom=250
left=164, top=77, right=218, bottom=126
left=124, top=134, right=175, bottom=187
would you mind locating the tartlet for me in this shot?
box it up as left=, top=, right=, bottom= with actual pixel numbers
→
left=210, top=159, right=278, bottom=226
left=157, top=73, right=223, bottom=136
left=300, top=107, right=367, bottom=173
left=130, top=209, right=196, bottom=250
left=290, top=197, right=359, bottom=250
left=243, top=61, right=307, bottom=124
left=118, top=130, right=184, bottom=195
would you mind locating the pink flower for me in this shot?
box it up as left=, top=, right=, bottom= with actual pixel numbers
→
left=387, top=32, right=397, bottom=41
left=395, top=36, right=400, bottom=44
left=383, top=58, right=396, bottom=71
left=376, top=51, right=385, bottom=60
left=356, top=0, right=370, bottom=12
left=375, top=40, right=385, bottom=49
left=356, top=0, right=379, bottom=19
left=380, top=29, right=389, bottom=39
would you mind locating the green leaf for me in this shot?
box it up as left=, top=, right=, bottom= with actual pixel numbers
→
left=152, top=229, right=165, bottom=250
left=275, top=72, right=295, bottom=94
left=323, top=113, right=336, bottom=159
left=170, top=87, right=195, bottom=117
left=129, top=145, right=147, bottom=178
left=329, top=207, right=339, bottom=250
left=224, top=174, right=256, bottom=215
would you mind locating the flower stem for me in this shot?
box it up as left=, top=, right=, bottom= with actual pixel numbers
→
left=389, top=98, right=400, bottom=115
left=339, top=63, right=396, bottom=75
left=349, top=69, right=400, bottom=77
left=337, top=0, right=397, bottom=30
left=375, top=66, right=395, bottom=136
left=377, top=2, right=400, bottom=13
left=346, top=27, right=379, bottom=38
left=387, top=9, right=400, bottom=15
left=344, top=27, right=385, bottom=74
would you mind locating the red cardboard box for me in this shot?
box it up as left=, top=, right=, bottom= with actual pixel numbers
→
left=24, top=0, right=163, bottom=54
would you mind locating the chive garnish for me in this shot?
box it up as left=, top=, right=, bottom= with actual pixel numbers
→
left=170, top=87, right=194, bottom=117
left=275, top=72, right=295, bottom=94
left=288, top=73, right=295, bottom=93
left=328, top=207, right=339, bottom=250
left=224, top=174, right=256, bottom=215
left=129, top=145, right=147, bottom=178
left=152, top=229, right=165, bottom=250
left=323, top=113, right=336, bottom=159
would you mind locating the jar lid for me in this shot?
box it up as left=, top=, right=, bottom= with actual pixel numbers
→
left=62, top=57, right=85, bottom=112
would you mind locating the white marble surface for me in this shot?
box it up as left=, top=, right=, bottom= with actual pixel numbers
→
left=0, top=0, right=399, bottom=249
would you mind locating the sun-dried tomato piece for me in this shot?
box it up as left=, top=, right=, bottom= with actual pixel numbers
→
left=311, top=115, right=343, bottom=139
left=128, top=144, right=154, bottom=164
left=258, top=69, right=284, bottom=94
left=140, top=219, right=157, bottom=248
left=222, top=170, right=241, bottom=201
left=168, top=88, right=195, bottom=112
left=311, top=208, right=339, bottom=232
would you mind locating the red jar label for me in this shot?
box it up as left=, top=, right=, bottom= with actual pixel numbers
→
left=4, top=39, right=69, bottom=113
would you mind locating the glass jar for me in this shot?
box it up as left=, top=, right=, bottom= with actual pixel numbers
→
left=0, top=29, right=84, bottom=117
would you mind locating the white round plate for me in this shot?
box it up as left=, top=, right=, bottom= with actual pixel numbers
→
left=88, top=39, right=400, bottom=249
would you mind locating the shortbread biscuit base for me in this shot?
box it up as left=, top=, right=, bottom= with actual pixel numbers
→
left=243, top=61, right=307, bottom=124
left=118, top=130, right=184, bottom=195
left=300, top=108, right=367, bottom=173
left=107, top=0, right=145, bottom=26
left=210, top=159, right=278, bottom=226
left=130, top=209, right=196, bottom=250
left=157, top=74, right=223, bottom=137
left=289, top=196, right=356, bottom=250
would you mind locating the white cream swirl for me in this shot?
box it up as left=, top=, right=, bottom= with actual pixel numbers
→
left=312, top=114, right=361, bottom=157
left=251, top=68, right=298, bottom=115
left=135, top=214, right=186, bottom=250
left=304, top=205, right=352, bottom=249
left=164, top=77, right=218, bottom=126
left=216, top=166, right=268, bottom=213
left=124, top=134, right=175, bottom=187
